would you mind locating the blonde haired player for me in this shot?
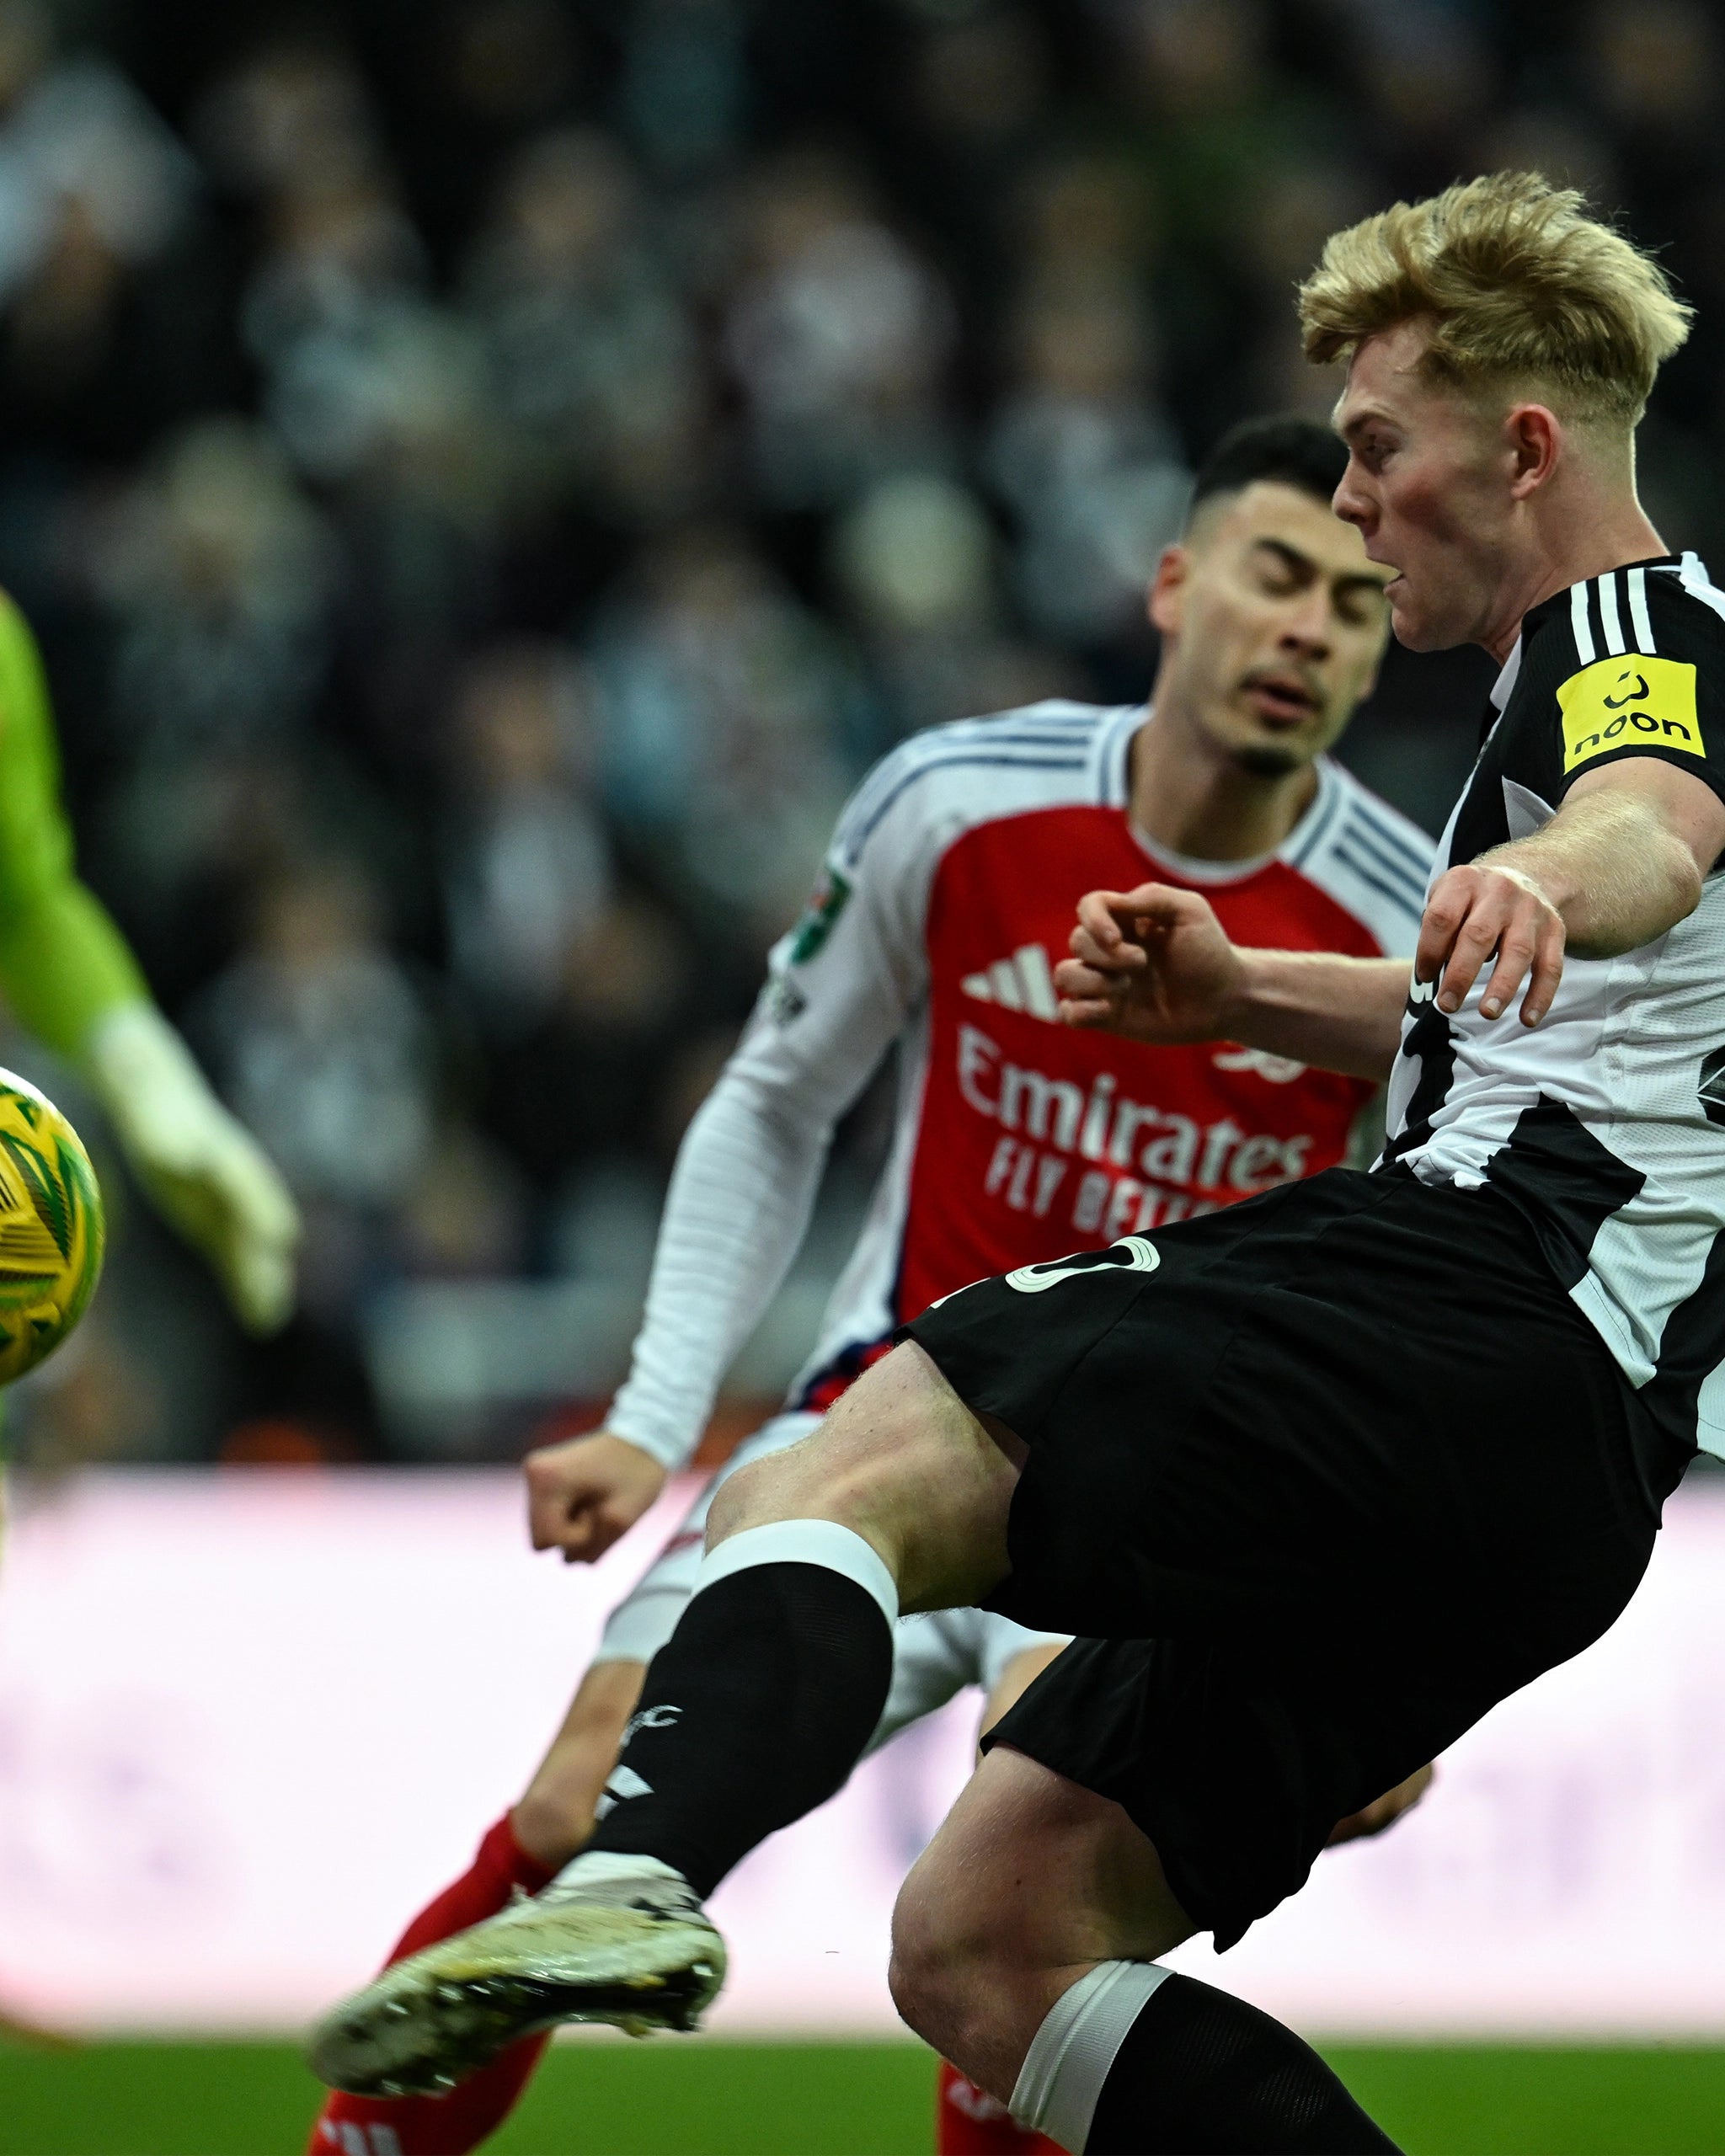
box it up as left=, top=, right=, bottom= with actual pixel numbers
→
left=316, top=171, right=1725, bottom=2155
left=311, top=415, right=1435, bottom=2155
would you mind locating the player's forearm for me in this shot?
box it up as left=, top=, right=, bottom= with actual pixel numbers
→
left=1219, top=951, right=1409, bottom=1082
left=0, top=881, right=149, bottom=1060
left=1479, top=791, right=1703, bottom=959
left=605, top=1067, right=835, bottom=1471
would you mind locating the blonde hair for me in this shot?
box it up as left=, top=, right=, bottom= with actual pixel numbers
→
left=1297, top=170, right=1691, bottom=427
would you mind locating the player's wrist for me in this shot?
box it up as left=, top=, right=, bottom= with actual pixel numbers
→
left=1215, top=947, right=1277, bottom=1043
left=591, top=1417, right=686, bottom=1478
left=1476, top=847, right=1573, bottom=913
left=83, top=1002, right=216, bottom=1144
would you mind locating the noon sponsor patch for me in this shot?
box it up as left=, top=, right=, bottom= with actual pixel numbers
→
left=1557, top=654, right=1702, bottom=774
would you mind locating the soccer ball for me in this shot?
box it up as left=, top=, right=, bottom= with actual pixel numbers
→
left=0, top=1070, right=104, bottom=1385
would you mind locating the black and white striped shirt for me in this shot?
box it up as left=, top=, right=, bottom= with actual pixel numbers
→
left=1383, top=553, right=1725, bottom=1457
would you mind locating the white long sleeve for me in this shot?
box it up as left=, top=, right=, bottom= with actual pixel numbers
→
left=604, top=743, right=937, bottom=1469
left=601, top=1056, right=840, bottom=1467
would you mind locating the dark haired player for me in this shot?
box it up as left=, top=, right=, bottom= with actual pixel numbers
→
left=309, top=416, right=1434, bottom=2155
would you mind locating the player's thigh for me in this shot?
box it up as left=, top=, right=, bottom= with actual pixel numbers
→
left=513, top=1657, right=647, bottom=1866
left=890, top=1743, right=1193, bottom=2084
left=709, top=1342, right=1021, bottom=1611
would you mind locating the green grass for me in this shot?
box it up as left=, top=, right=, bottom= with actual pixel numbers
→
left=1329, top=2046, right=1725, bottom=2155
left=3, top=2037, right=1725, bottom=2154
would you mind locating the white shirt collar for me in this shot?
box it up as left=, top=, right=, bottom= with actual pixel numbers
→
left=1489, top=636, right=1524, bottom=712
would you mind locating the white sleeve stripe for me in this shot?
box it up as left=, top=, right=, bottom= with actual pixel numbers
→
left=1090, top=703, right=1144, bottom=805
left=1335, top=818, right=1429, bottom=905
left=1627, top=566, right=1656, bottom=654
left=831, top=712, right=1107, bottom=857
left=1597, top=572, right=1626, bottom=655
left=841, top=749, right=1087, bottom=860
left=1341, top=794, right=1436, bottom=878
left=1571, top=579, right=1596, bottom=664
left=1332, top=841, right=1425, bottom=921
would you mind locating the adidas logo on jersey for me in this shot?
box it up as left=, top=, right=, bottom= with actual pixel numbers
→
left=960, top=942, right=1060, bottom=1020
left=960, top=944, right=1308, bottom=1083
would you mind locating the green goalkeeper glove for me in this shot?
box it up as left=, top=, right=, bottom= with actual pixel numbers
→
left=84, top=1003, right=300, bottom=1335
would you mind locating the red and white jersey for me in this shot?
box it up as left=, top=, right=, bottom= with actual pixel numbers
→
left=606, top=700, right=1434, bottom=1468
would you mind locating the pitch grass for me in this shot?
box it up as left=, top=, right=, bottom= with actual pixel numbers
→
left=3, top=2037, right=1725, bottom=2154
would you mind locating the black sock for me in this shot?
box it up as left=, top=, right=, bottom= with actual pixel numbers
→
left=582, top=1560, right=895, bottom=1898
left=1085, top=1972, right=1402, bottom=2154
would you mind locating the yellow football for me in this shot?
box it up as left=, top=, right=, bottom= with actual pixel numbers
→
left=0, top=1070, right=104, bottom=1384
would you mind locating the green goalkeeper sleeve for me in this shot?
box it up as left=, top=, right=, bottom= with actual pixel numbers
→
left=0, top=590, right=148, bottom=1054
left=0, top=590, right=299, bottom=1333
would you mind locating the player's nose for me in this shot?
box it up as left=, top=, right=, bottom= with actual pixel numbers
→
left=1331, top=466, right=1372, bottom=531
left=1279, top=590, right=1332, bottom=659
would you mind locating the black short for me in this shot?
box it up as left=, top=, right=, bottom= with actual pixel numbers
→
left=906, top=1166, right=1682, bottom=1946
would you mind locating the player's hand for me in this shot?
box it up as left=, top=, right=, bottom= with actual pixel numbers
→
left=1326, top=1762, right=1435, bottom=1847
left=1055, top=883, right=1244, bottom=1043
left=525, top=1430, right=668, bottom=1564
left=84, top=1003, right=299, bottom=1332
left=1416, top=862, right=1565, bottom=1026
left=126, top=1110, right=301, bottom=1335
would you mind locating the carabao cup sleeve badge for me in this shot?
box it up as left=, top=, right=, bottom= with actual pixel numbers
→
left=787, top=866, right=853, bottom=964
left=1557, top=654, right=1702, bottom=774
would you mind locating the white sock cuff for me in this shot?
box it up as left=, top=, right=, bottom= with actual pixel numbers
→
left=553, top=1850, right=686, bottom=1892
left=1011, top=1959, right=1171, bottom=2151
left=694, top=1519, right=900, bottom=1626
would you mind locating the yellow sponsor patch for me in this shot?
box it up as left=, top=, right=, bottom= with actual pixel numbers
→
left=1557, top=653, right=1702, bottom=773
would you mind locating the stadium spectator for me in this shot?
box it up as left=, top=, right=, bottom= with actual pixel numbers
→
left=193, top=857, right=434, bottom=1320
left=439, top=637, right=613, bottom=1038
left=588, top=524, right=866, bottom=937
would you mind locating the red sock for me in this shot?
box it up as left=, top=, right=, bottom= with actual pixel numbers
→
left=937, top=2057, right=1068, bottom=2155
left=307, top=1813, right=557, bottom=2156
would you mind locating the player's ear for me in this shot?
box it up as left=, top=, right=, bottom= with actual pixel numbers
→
left=1504, top=402, right=1561, bottom=499
left=1148, top=543, right=1191, bottom=638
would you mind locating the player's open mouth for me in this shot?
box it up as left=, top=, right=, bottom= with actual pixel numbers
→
left=1244, top=677, right=1321, bottom=726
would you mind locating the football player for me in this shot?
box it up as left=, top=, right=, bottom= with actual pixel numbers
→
left=310, top=414, right=1434, bottom=2156
left=0, top=590, right=298, bottom=1517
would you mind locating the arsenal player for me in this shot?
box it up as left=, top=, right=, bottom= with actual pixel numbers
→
left=310, top=414, right=1435, bottom=2156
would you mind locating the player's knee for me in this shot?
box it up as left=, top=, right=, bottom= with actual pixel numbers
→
left=704, top=1426, right=879, bottom=1547
left=886, top=1908, right=965, bottom=2057
left=702, top=1344, right=1012, bottom=1602
left=889, top=1848, right=1014, bottom=2063
left=704, top=1450, right=824, bottom=1545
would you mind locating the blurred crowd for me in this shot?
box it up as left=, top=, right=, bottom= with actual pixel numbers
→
left=3, top=0, right=1724, bottom=1465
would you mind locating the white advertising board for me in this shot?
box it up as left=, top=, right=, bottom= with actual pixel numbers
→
left=3, top=1469, right=1725, bottom=2037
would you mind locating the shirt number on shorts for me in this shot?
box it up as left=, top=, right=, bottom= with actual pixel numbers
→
left=1004, top=1235, right=1161, bottom=1293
